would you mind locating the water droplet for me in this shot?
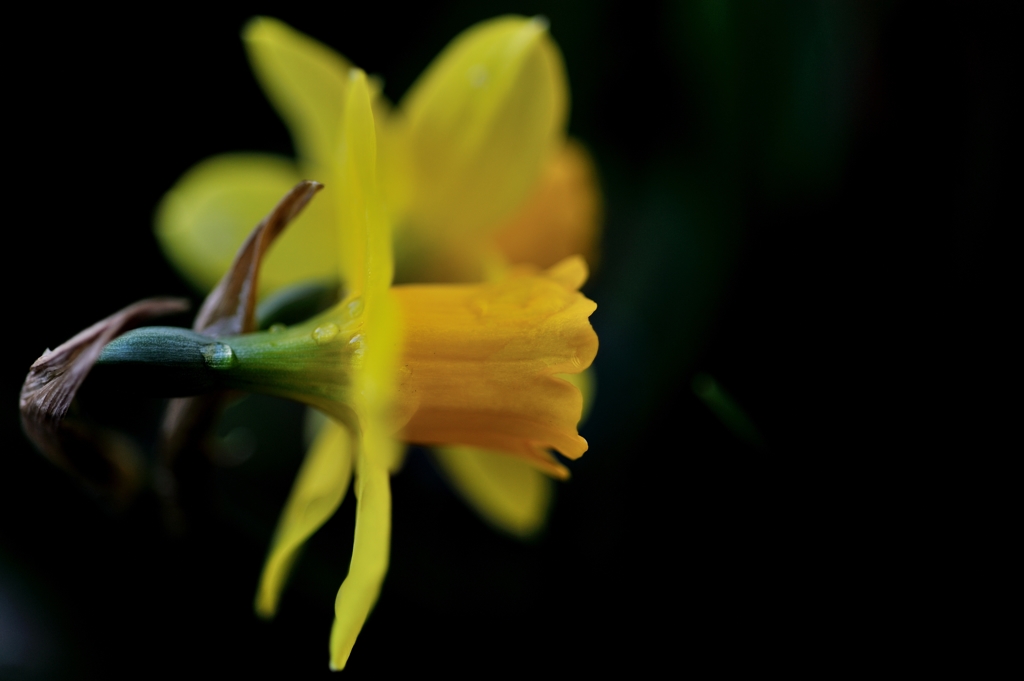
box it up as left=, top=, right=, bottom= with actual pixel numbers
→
left=348, top=334, right=365, bottom=359
left=268, top=323, right=286, bottom=333
left=347, top=297, right=365, bottom=318
left=201, top=342, right=236, bottom=369
left=312, top=323, right=340, bottom=345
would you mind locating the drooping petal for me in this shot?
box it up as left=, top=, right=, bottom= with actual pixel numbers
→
left=255, top=418, right=352, bottom=619
left=398, top=15, right=569, bottom=273
left=155, top=154, right=336, bottom=294
left=328, top=69, right=404, bottom=670
left=492, top=139, right=602, bottom=270
left=329, top=456, right=390, bottom=671
left=433, top=446, right=553, bottom=538
left=394, top=256, right=597, bottom=476
left=243, top=17, right=351, bottom=171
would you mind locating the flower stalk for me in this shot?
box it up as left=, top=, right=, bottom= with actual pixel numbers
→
left=95, top=308, right=364, bottom=428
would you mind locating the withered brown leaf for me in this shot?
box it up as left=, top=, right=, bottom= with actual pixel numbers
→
left=20, top=297, right=189, bottom=504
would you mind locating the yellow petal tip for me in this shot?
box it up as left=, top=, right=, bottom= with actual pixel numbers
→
left=254, top=597, right=274, bottom=621
left=241, top=15, right=280, bottom=42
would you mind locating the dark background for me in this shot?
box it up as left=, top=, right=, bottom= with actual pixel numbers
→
left=2, top=1, right=1012, bottom=676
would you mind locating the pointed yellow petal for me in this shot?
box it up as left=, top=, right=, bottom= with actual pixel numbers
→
left=335, top=72, right=404, bottom=473
left=154, top=153, right=337, bottom=295
left=243, top=17, right=351, bottom=171
left=255, top=418, right=352, bottom=619
left=327, top=70, right=403, bottom=670
left=433, top=446, right=554, bottom=538
left=394, top=256, right=597, bottom=471
left=399, top=15, right=569, bottom=258
left=329, top=459, right=390, bottom=671
left=334, top=69, right=393, bottom=300
left=493, top=139, right=602, bottom=270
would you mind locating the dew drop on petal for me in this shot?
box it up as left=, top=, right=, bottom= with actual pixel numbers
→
left=347, top=297, right=365, bottom=318
left=312, top=323, right=340, bottom=345
left=348, top=333, right=365, bottom=359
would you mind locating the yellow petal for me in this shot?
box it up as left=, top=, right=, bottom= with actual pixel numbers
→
left=255, top=418, right=352, bottom=619
left=361, top=286, right=403, bottom=472
left=329, top=458, right=390, bottom=671
left=334, top=69, right=393, bottom=301
left=335, top=72, right=404, bottom=472
left=399, top=15, right=569, bottom=262
left=154, top=153, right=337, bottom=295
left=243, top=17, right=351, bottom=171
left=492, top=139, right=602, bottom=270
left=328, top=69, right=403, bottom=670
left=371, top=86, right=413, bottom=230
left=394, top=256, right=597, bottom=477
left=433, top=445, right=554, bottom=538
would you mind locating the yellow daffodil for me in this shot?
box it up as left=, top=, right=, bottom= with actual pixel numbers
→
left=152, top=15, right=601, bottom=668
left=159, top=16, right=603, bottom=531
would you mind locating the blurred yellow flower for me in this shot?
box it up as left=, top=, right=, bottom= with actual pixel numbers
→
left=153, top=15, right=601, bottom=669
left=157, top=15, right=600, bottom=292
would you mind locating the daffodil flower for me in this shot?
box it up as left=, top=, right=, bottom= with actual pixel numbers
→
left=152, top=16, right=600, bottom=668
left=158, top=15, right=601, bottom=535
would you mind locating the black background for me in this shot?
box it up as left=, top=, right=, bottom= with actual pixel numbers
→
left=1, top=1, right=1012, bottom=676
